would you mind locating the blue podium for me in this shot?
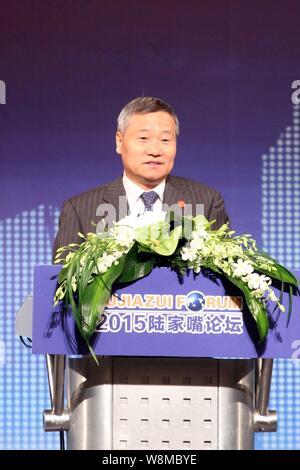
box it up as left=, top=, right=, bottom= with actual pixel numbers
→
left=30, top=265, right=300, bottom=450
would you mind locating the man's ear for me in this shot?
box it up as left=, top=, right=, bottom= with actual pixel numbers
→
left=115, top=131, right=122, bottom=154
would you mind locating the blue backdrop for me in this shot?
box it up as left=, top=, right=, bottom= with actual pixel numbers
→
left=0, top=0, right=300, bottom=449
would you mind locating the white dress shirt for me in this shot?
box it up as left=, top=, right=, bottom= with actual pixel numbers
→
left=122, top=173, right=166, bottom=216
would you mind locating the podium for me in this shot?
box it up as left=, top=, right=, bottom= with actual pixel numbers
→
left=20, top=265, right=300, bottom=450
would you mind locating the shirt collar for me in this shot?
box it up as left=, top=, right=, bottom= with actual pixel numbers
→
left=122, top=172, right=166, bottom=202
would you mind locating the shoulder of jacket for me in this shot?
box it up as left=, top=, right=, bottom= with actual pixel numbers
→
left=168, top=175, right=219, bottom=196
left=62, top=177, right=123, bottom=207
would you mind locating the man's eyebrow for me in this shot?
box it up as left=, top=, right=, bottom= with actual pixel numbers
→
left=136, top=129, right=173, bottom=134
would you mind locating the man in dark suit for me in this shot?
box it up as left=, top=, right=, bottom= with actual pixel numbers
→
left=53, top=97, right=229, bottom=257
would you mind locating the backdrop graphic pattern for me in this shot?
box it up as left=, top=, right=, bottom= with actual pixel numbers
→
left=0, top=205, right=59, bottom=450
left=256, top=103, right=300, bottom=450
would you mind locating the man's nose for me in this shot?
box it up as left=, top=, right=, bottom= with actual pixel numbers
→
left=146, top=139, right=162, bottom=156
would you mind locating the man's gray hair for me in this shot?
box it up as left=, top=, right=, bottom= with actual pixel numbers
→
left=117, top=96, right=180, bottom=136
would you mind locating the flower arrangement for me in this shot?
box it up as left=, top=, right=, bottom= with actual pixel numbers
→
left=54, top=211, right=298, bottom=361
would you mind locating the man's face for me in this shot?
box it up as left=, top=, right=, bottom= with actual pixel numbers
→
left=116, top=111, right=177, bottom=189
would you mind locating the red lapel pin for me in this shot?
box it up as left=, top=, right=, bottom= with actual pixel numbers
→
left=177, top=200, right=185, bottom=208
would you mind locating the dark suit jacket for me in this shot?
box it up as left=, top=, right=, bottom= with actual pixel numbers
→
left=53, top=175, right=229, bottom=258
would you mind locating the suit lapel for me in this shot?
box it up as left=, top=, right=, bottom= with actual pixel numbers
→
left=102, top=176, right=129, bottom=220
left=163, top=176, right=187, bottom=208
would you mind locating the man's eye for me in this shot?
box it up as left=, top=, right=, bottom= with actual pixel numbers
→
left=139, top=137, right=147, bottom=141
left=162, top=139, right=170, bottom=143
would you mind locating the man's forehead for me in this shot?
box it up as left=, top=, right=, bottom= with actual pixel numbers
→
left=127, top=112, right=176, bottom=129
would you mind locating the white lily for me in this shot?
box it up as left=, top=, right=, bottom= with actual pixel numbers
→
left=181, top=246, right=198, bottom=262
left=247, top=273, right=271, bottom=291
left=232, top=258, right=254, bottom=277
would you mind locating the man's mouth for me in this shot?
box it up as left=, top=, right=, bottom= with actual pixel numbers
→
left=144, top=162, right=163, bottom=166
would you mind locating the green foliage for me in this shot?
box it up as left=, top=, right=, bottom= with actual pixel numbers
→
left=54, top=213, right=298, bottom=356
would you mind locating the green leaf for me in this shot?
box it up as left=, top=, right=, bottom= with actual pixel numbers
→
left=136, top=225, right=181, bottom=257
left=150, top=225, right=182, bottom=256
left=78, top=249, right=96, bottom=301
left=65, top=252, right=85, bottom=341
left=271, top=264, right=298, bottom=287
left=117, top=244, right=154, bottom=283
left=58, top=265, right=68, bottom=283
left=287, top=284, right=294, bottom=327
left=135, top=221, right=167, bottom=245
left=251, top=249, right=298, bottom=287
left=80, top=256, right=125, bottom=340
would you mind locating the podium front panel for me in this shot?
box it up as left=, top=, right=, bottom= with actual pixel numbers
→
left=66, top=357, right=254, bottom=450
left=33, top=265, right=300, bottom=359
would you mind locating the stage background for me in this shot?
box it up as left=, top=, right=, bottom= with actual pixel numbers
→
left=0, top=0, right=300, bottom=449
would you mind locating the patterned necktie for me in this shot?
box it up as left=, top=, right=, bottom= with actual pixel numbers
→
left=140, top=191, right=159, bottom=211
